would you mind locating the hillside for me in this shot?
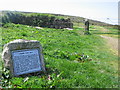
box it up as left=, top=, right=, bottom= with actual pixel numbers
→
left=18, top=11, right=112, bottom=26
left=0, top=23, right=118, bottom=88
left=0, top=11, right=119, bottom=88
left=1, top=10, right=119, bottom=28
left=0, top=11, right=74, bottom=29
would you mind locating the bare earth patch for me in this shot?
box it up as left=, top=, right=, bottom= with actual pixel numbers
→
left=100, top=35, right=118, bottom=73
left=100, top=35, right=118, bottom=55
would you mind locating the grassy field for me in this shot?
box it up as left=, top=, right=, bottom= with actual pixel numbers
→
left=89, top=25, right=119, bottom=38
left=1, top=23, right=118, bottom=88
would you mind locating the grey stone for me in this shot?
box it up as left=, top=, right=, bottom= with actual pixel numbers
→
left=2, top=39, right=46, bottom=76
left=84, top=19, right=90, bottom=35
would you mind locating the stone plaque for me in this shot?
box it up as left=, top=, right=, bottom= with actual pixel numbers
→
left=12, top=49, right=41, bottom=76
left=2, top=39, right=46, bottom=77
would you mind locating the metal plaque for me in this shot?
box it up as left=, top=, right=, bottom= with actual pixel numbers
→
left=12, top=49, right=42, bottom=76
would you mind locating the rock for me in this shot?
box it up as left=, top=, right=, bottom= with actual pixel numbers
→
left=35, top=27, right=43, bottom=29
left=84, top=19, right=90, bottom=35
left=2, top=39, right=46, bottom=76
left=64, top=28, right=73, bottom=30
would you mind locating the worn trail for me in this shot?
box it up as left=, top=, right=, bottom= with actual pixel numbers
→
left=100, top=35, right=118, bottom=55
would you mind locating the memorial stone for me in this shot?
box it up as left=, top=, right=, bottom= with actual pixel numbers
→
left=84, top=19, right=90, bottom=35
left=2, top=39, right=45, bottom=76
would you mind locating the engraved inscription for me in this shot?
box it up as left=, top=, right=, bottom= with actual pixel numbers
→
left=12, top=49, right=41, bottom=76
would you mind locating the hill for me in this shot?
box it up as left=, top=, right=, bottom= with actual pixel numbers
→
left=0, top=11, right=119, bottom=88
left=0, top=23, right=118, bottom=88
left=1, top=10, right=119, bottom=28
left=17, top=11, right=111, bottom=26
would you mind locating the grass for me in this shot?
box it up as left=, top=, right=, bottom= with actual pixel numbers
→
left=1, top=23, right=118, bottom=88
left=89, top=25, right=119, bottom=38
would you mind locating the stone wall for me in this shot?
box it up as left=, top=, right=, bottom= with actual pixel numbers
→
left=50, top=19, right=73, bottom=29
left=2, top=11, right=73, bottom=29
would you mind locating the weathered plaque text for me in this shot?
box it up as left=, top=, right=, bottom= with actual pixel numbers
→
left=12, top=49, right=41, bottom=76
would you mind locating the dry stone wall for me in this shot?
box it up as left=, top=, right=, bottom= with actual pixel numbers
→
left=2, top=11, right=73, bottom=29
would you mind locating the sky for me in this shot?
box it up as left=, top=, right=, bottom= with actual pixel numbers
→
left=0, top=0, right=119, bottom=25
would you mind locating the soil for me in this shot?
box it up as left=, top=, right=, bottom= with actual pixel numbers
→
left=100, top=35, right=118, bottom=55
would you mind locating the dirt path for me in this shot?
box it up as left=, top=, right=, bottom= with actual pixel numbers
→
left=100, top=35, right=118, bottom=55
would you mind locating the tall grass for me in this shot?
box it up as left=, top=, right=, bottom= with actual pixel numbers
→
left=1, top=23, right=118, bottom=88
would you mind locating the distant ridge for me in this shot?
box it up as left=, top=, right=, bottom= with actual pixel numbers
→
left=1, top=10, right=118, bottom=27
left=20, top=11, right=111, bottom=26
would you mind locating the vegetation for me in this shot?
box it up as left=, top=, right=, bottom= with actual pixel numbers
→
left=89, top=25, right=119, bottom=38
left=0, top=23, right=118, bottom=88
left=1, top=11, right=73, bottom=29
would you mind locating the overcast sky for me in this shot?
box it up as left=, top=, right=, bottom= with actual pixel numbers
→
left=0, top=0, right=119, bottom=25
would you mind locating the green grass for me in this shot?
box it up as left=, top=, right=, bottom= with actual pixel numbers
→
left=89, top=25, right=119, bottom=38
left=1, top=23, right=118, bottom=88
